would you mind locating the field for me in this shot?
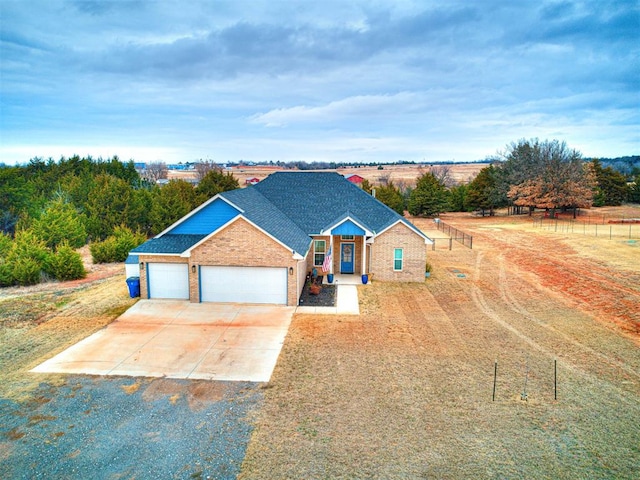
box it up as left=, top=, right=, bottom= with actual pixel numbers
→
left=239, top=206, right=640, bottom=479
left=169, top=162, right=488, bottom=187
left=1, top=206, right=639, bottom=478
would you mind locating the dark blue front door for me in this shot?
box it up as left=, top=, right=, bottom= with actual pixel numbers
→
left=340, top=243, right=354, bottom=274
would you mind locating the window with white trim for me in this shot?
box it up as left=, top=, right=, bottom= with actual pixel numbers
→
left=314, top=240, right=326, bottom=266
left=393, top=248, right=403, bottom=271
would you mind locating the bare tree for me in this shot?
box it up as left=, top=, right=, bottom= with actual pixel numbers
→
left=143, top=162, right=168, bottom=183
left=430, top=165, right=455, bottom=187
left=377, top=173, right=391, bottom=185
left=194, top=160, right=220, bottom=181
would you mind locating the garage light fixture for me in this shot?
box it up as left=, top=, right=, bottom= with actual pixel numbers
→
left=289, top=267, right=294, bottom=275
left=192, top=265, right=196, bottom=273
left=139, top=262, right=144, bottom=268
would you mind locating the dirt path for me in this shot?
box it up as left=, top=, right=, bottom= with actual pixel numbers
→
left=240, top=210, right=640, bottom=479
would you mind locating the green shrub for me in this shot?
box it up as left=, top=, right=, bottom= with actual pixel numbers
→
left=0, top=233, right=12, bottom=258
left=112, top=225, right=146, bottom=261
left=90, top=237, right=117, bottom=264
left=45, top=243, right=86, bottom=281
left=90, top=226, right=146, bottom=263
left=11, top=230, right=49, bottom=264
left=11, top=255, right=43, bottom=286
left=0, top=261, right=13, bottom=287
left=1, top=230, right=50, bottom=286
left=31, top=198, right=87, bottom=249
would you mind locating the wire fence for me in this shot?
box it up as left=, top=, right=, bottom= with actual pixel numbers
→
left=435, top=220, right=473, bottom=249
left=532, top=216, right=640, bottom=240
left=429, top=237, right=454, bottom=250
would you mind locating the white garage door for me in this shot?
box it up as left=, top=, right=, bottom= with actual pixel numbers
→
left=200, top=266, right=287, bottom=304
left=147, top=263, right=189, bottom=299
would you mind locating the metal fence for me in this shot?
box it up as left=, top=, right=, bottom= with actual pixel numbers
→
left=429, top=237, right=454, bottom=250
left=532, top=216, right=639, bottom=240
left=435, top=220, right=473, bottom=249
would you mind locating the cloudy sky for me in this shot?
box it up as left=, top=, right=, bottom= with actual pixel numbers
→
left=1, top=0, right=638, bottom=165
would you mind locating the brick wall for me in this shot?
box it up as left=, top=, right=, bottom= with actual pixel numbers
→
left=370, top=222, right=426, bottom=282
left=190, top=217, right=299, bottom=305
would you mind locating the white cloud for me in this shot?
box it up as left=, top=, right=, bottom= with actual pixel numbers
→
left=250, top=92, right=423, bottom=127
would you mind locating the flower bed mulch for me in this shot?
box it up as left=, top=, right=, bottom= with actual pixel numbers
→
left=298, top=277, right=336, bottom=307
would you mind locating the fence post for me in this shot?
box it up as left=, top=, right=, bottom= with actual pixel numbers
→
left=554, top=359, right=557, bottom=401
left=493, top=360, right=498, bottom=401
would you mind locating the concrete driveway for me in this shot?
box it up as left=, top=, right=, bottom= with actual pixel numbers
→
left=32, top=300, right=295, bottom=382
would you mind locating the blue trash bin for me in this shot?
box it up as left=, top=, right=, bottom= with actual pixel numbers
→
left=126, top=276, right=140, bottom=298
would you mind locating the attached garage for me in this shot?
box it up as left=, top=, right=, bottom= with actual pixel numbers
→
left=200, top=266, right=287, bottom=304
left=147, top=263, right=189, bottom=299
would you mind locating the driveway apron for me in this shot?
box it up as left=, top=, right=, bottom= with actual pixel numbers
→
left=32, top=300, right=295, bottom=382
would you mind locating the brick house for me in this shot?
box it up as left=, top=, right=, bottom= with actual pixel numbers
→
left=131, top=172, right=432, bottom=306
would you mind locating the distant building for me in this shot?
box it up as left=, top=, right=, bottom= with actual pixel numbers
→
left=344, top=174, right=365, bottom=185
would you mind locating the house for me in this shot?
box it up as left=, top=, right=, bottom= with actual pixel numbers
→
left=344, top=173, right=365, bottom=185
left=245, top=177, right=260, bottom=185
left=130, top=172, right=432, bottom=306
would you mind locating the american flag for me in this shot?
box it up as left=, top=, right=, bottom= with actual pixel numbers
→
left=322, top=245, right=332, bottom=272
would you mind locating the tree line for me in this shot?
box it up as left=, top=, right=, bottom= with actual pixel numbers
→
left=367, top=139, right=639, bottom=218
left=1, top=141, right=637, bottom=286
left=0, top=156, right=238, bottom=286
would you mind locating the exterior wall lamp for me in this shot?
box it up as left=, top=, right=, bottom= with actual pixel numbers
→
left=289, top=267, right=294, bottom=275
left=192, top=265, right=197, bottom=273
left=139, top=262, right=144, bottom=268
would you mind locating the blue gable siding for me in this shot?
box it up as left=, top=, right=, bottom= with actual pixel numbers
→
left=169, top=198, right=240, bottom=235
left=332, top=220, right=365, bottom=236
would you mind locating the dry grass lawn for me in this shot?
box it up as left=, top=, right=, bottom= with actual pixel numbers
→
left=240, top=206, right=640, bottom=479
left=0, top=257, right=136, bottom=400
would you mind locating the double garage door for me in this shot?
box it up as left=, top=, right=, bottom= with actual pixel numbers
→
left=200, top=266, right=287, bottom=304
left=146, top=263, right=287, bottom=305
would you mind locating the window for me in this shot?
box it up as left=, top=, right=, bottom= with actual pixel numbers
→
left=394, top=248, right=403, bottom=271
left=341, top=235, right=355, bottom=240
left=314, top=240, right=326, bottom=266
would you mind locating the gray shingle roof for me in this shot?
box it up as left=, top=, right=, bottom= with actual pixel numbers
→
left=251, top=171, right=424, bottom=237
left=133, top=171, right=426, bottom=257
left=131, top=234, right=207, bottom=254
left=221, top=187, right=311, bottom=256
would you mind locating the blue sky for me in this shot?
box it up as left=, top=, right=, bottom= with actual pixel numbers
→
left=1, top=0, right=638, bottom=165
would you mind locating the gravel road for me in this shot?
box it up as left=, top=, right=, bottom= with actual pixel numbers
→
left=1, top=376, right=262, bottom=479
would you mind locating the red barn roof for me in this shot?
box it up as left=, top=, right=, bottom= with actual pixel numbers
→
left=344, top=174, right=364, bottom=184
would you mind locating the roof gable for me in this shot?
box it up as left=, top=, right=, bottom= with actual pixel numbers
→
left=169, top=197, right=240, bottom=235
left=220, top=187, right=311, bottom=256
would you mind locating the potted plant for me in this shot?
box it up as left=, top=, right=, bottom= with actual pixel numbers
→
left=425, top=262, right=432, bottom=278
left=309, top=282, right=321, bottom=295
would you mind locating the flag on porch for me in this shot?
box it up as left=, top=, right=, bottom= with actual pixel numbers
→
left=322, top=245, right=332, bottom=272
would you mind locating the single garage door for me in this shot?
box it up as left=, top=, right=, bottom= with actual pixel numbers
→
left=200, top=266, right=287, bottom=304
left=147, top=263, right=189, bottom=299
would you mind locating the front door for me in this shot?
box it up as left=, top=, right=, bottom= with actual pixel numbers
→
left=340, top=243, right=354, bottom=274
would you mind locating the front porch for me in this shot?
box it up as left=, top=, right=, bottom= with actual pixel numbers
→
left=320, top=273, right=371, bottom=285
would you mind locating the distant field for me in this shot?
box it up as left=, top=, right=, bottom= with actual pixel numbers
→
left=169, top=162, right=488, bottom=187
